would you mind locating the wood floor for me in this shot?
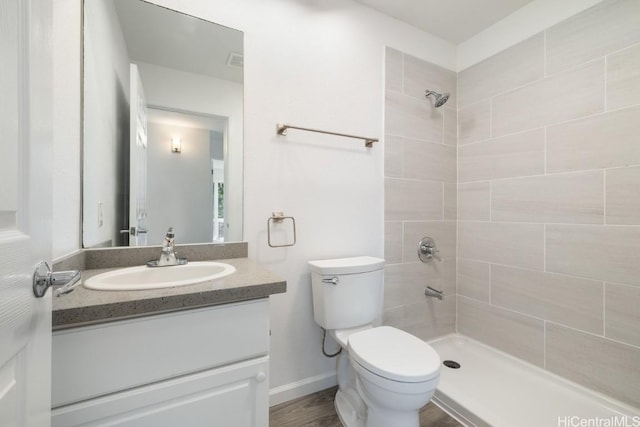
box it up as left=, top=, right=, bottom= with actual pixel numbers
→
left=269, top=387, right=463, bottom=427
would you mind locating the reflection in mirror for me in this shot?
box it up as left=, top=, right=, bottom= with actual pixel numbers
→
left=82, top=0, right=243, bottom=248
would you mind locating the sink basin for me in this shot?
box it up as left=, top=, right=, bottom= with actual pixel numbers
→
left=83, top=261, right=236, bottom=291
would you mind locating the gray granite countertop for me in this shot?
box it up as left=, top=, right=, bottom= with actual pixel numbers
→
left=52, top=258, right=286, bottom=330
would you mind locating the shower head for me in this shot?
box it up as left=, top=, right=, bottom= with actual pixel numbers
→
left=425, top=90, right=450, bottom=108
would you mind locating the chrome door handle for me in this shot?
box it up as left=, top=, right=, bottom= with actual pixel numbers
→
left=33, top=261, right=82, bottom=298
left=119, top=227, right=148, bottom=235
left=322, top=277, right=339, bottom=285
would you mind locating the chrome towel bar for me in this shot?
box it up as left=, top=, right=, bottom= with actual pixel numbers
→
left=276, top=123, right=378, bottom=148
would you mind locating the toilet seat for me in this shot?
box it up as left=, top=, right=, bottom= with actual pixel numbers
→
left=348, top=326, right=440, bottom=383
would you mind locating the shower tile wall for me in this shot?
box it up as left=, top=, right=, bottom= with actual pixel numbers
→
left=383, top=47, right=457, bottom=341
left=457, top=0, right=640, bottom=408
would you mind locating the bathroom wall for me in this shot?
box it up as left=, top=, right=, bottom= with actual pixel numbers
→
left=82, top=0, right=131, bottom=248
left=456, top=0, right=640, bottom=408
left=382, top=48, right=457, bottom=340
left=53, top=0, right=81, bottom=258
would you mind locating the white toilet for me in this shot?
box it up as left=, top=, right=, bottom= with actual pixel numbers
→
left=309, top=256, right=441, bottom=427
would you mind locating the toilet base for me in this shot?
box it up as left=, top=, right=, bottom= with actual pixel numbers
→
left=335, top=389, right=365, bottom=427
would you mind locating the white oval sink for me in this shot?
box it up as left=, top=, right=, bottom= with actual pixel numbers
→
left=83, top=261, right=236, bottom=291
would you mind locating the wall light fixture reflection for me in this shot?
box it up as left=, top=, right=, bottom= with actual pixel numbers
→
left=171, top=137, right=182, bottom=153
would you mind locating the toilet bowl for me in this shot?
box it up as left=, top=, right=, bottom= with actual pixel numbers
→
left=309, top=257, right=441, bottom=427
left=348, top=326, right=440, bottom=427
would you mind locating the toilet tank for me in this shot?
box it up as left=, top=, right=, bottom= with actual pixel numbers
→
left=309, top=256, right=385, bottom=330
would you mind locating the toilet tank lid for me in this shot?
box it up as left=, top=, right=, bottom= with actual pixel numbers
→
left=308, top=256, right=385, bottom=275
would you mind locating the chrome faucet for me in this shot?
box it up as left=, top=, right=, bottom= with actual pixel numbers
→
left=147, top=227, right=188, bottom=267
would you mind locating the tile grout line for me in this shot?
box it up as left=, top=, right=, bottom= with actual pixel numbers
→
left=543, top=224, right=546, bottom=273
left=543, top=30, right=547, bottom=78
left=604, top=55, right=608, bottom=112
left=603, top=169, right=607, bottom=225
left=458, top=55, right=605, bottom=112
left=543, top=320, right=547, bottom=369
left=602, top=282, right=606, bottom=338
left=458, top=165, right=640, bottom=185
left=456, top=101, right=640, bottom=149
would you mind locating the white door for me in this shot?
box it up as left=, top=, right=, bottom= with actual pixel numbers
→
left=129, top=64, right=148, bottom=246
left=0, top=0, right=53, bottom=426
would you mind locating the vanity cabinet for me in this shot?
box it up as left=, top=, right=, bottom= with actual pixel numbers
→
left=51, top=299, right=270, bottom=427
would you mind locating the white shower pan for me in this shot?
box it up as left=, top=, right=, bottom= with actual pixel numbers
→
left=429, top=334, right=639, bottom=427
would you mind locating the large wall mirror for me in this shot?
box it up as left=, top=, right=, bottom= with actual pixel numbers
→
left=82, top=0, right=243, bottom=248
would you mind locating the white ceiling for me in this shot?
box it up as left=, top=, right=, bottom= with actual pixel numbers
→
left=113, top=0, right=243, bottom=83
left=353, top=0, right=537, bottom=44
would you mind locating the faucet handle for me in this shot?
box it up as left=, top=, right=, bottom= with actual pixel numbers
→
left=417, top=237, right=441, bottom=263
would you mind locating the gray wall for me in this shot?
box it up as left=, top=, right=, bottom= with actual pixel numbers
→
left=456, top=0, right=640, bottom=408
left=383, top=47, right=457, bottom=341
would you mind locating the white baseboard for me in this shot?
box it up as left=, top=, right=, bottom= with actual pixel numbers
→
left=269, top=371, right=337, bottom=407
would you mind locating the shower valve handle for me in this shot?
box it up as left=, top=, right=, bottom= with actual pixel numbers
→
left=418, top=237, right=441, bottom=263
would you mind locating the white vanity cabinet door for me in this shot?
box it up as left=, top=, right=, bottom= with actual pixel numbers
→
left=53, top=299, right=269, bottom=407
left=51, top=356, right=269, bottom=427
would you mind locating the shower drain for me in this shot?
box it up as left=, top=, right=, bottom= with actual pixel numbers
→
left=443, top=360, right=461, bottom=369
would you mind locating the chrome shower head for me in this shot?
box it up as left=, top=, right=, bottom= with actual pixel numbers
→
left=425, top=90, right=450, bottom=108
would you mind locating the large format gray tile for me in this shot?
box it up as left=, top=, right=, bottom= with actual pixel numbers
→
left=443, top=183, right=457, bottom=221
left=384, top=134, right=404, bottom=178
left=458, top=129, right=545, bottom=182
left=458, top=221, right=544, bottom=271
left=385, top=90, right=443, bottom=143
left=492, top=60, right=604, bottom=136
left=605, top=166, right=640, bottom=225
left=404, top=53, right=457, bottom=106
left=492, top=265, right=603, bottom=334
left=458, top=182, right=490, bottom=221
left=443, top=108, right=457, bottom=146
left=605, top=282, right=640, bottom=347
left=458, top=100, right=491, bottom=145
left=385, top=47, right=403, bottom=93
left=546, top=0, right=640, bottom=74
left=384, top=178, right=443, bottom=221
left=491, top=171, right=604, bottom=224
left=607, top=43, right=640, bottom=111
left=403, top=297, right=456, bottom=341
left=546, top=224, right=640, bottom=286
left=547, top=107, right=640, bottom=172
left=546, top=322, right=640, bottom=408
left=457, top=259, right=491, bottom=302
left=404, top=140, right=457, bottom=183
left=384, top=260, right=453, bottom=308
left=403, top=221, right=456, bottom=261
left=384, top=221, right=403, bottom=265
left=384, top=262, right=430, bottom=309
left=458, top=33, right=544, bottom=107
left=458, top=296, right=545, bottom=367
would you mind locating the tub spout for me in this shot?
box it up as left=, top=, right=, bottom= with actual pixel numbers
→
left=425, top=286, right=443, bottom=300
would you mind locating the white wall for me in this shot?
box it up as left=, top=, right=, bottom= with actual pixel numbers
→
left=146, top=122, right=213, bottom=245
left=53, top=0, right=81, bottom=259
left=135, top=62, right=244, bottom=242
left=82, top=0, right=131, bottom=248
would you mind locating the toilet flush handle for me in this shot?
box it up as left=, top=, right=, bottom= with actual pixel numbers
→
left=322, top=277, right=339, bottom=285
